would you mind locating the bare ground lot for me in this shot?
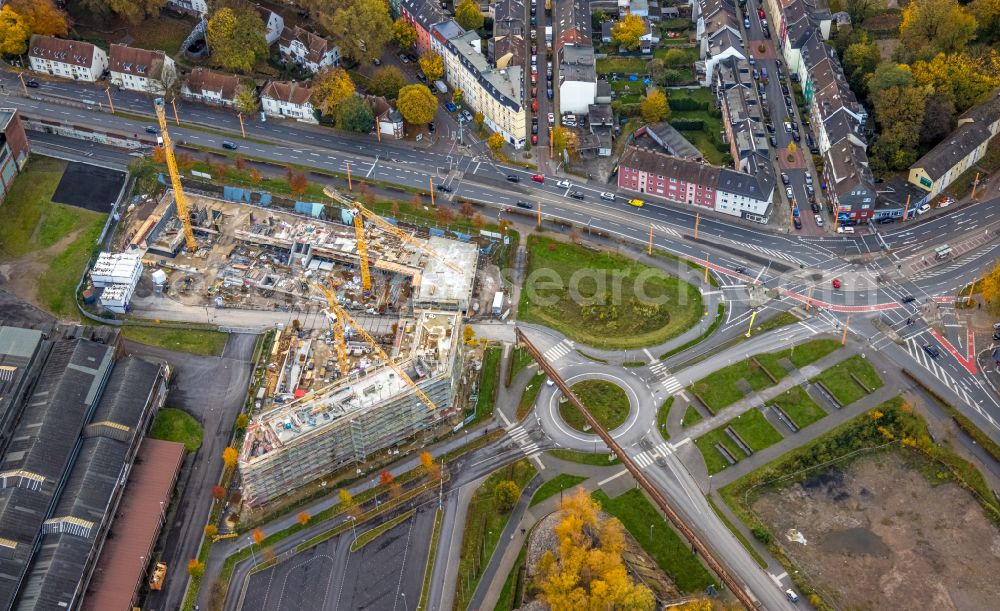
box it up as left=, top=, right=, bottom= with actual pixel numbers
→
left=753, top=452, right=1000, bottom=610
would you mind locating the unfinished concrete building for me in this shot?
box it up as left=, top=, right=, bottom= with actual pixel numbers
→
left=239, top=310, right=464, bottom=505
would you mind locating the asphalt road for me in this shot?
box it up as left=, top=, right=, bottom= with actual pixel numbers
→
left=126, top=335, right=256, bottom=611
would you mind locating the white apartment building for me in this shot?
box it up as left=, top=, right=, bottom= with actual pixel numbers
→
left=278, top=26, right=340, bottom=74
left=108, top=45, right=177, bottom=95
left=28, top=35, right=108, bottom=83
left=432, top=22, right=526, bottom=148
left=261, top=81, right=318, bottom=124
left=257, top=6, right=285, bottom=46
left=166, top=0, right=208, bottom=16
left=181, top=68, right=242, bottom=108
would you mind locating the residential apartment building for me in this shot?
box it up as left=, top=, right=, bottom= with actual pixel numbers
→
left=181, top=67, right=242, bottom=108
left=400, top=0, right=447, bottom=54
left=257, top=5, right=285, bottom=46
left=433, top=22, right=527, bottom=147
left=166, top=0, right=208, bottom=16
left=28, top=35, right=108, bottom=83
left=0, top=109, right=29, bottom=205
left=618, top=145, right=774, bottom=220
left=909, top=91, right=1000, bottom=199
left=555, top=0, right=591, bottom=51
left=714, top=57, right=767, bottom=162
left=108, top=45, right=177, bottom=94
left=823, top=133, right=876, bottom=222
left=279, top=26, right=340, bottom=74
left=559, top=45, right=598, bottom=114
left=261, top=81, right=317, bottom=123
left=491, top=0, right=525, bottom=68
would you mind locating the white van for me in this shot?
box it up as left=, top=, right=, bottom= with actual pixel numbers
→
left=837, top=226, right=855, bottom=234
left=916, top=203, right=932, bottom=215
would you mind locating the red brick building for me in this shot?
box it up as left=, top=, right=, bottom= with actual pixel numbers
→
left=0, top=109, right=29, bottom=204
left=618, top=146, right=720, bottom=208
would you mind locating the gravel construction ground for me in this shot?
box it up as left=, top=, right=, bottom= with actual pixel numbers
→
left=753, top=452, right=1000, bottom=610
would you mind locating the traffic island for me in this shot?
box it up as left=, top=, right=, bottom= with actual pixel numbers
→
left=557, top=380, right=631, bottom=433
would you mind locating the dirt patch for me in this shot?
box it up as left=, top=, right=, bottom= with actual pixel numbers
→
left=752, top=452, right=1000, bottom=610
left=0, top=228, right=86, bottom=315
left=876, top=38, right=900, bottom=61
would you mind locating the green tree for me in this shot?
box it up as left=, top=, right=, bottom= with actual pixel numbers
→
left=392, top=16, right=417, bottom=49
left=971, top=0, right=1000, bottom=42
left=207, top=7, right=268, bottom=73
left=842, top=34, right=880, bottom=94
left=455, top=0, right=484, bottom=31
left=920, top=93, right=955, bottom=146
left=845, top=0, right=878, bottom=25
left=493, top=480, right=521, bottom=512
left=233, top=83, right=258, bottom=115
left=640, top=89, right=670, bottom=124
left=648, top=58, right=666, bottom=83
left=899, top=0, right=977, bottom=61
left=311, top=67, right=356, bottom=116
left=452, top=88, right=464, bottom=106
left=78, top=0, right=166, bottom=23
left=912, top=51, right=1000, bottom=112
left=611, top=13, right=646, bottom=51
left=317, top=0, right=393, bottom=63
left=370, top=66, right=407, bottom=98
left=661, top=48, right=688, bottom=67
left=551, top=126, right=578, bottom=157
left=336, top=95, right=374, bottom=132
left=871, top=84, right=927, bottom=171
left=419, top=51, right=444, bottom=81
left=397, top=84, right=437, bottom=124
left=0, top=6, right=29, bottom=56
left=865, top=62, right=914, bottom=96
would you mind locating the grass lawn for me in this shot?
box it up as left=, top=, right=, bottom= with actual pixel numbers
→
left=596, top=57, right=648, bottom=75
left=516, top=372, right=546, bottom=421
left=518, top=236, right=704, bottom=349
left=672, top=109, right=727, bottom=165
left=771, top=386, right=827, bottom=429
left=548, top=448, right=621, bottom=466
left=149, top=408, right=203, bottom=452
left=657, top=396, right=674, bottom=440
left=812, top=354, right=883, bottom=406
left=530, top=474, right=588, bottom=507
left=508, top=346, right=535, bottom=385
left=753, top=311, right=800, bottom=335
left=122, top=326, right=230, bottom=356
left=681, top=404, right=703, bottom=428
left=473, top=347, right=503, bottom=422
left=560, top=380, right=630, bottom=432
left=0, top=156, right=107, bottom=318
left=695, top=409, right=783, bottom=474
left=690, top=339, right=841, bottom=413
left=494, top=543, right=527, bottom=611
left=593, top=489, right=717, bottom=593
left=456, top=459, right=537, bottom=611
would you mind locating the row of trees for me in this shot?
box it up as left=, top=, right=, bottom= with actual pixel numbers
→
left=833, top=0, right=1000, bottom=171
left=0, top=0, right=69, bottom=56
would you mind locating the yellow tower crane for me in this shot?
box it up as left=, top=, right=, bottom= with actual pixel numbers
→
left=153, top=98, right=197, bottom=252
left=314, top=283, right=351, bottom=377
left=322, top=186, right=464, bottom=284
left=307, top=279, right=439, bottom=412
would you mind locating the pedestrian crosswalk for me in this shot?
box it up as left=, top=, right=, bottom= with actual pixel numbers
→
left=904, top=337, right=976, bottom=407
left=542, top=339, right=573, bottom=362
left=633, top=441, right=673, bottom=468
left=745, top=244, right=801, bottom=265
left=650, top=223, right=682, bottom=239
left=649, top=361, right=683, bottom=394
left=507, top=424, right=544, bottom=465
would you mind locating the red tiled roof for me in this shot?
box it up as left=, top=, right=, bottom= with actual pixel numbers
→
left=81, top=439, right=185, bottom=611
left=28, top=35, right=98, bottom=67
left=262, top=80, right=313, bottom=106
left=109, top=44, right=169, bottom=80
left=185, top=67, right=241, bottom=100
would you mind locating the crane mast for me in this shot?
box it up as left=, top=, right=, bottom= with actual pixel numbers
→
left=314, top=284, right=350, bottom=377
left=153, top=98, right=197, bottom=252
left=307, top=279, right=439, bottom=412
left=352, top=213, right=372, bottom=291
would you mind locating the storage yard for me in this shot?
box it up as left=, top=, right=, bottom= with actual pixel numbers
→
left=105, top=188, right=493, bottom=506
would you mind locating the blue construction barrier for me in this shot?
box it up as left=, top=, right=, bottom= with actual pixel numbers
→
left=294, top=201, right=325, bottom=218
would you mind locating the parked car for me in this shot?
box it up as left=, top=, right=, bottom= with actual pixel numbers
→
left=766, top=122, right=775, bottom=134
left=785, top=589, right=800, bottom=603
left=531, top=123, right=538, bottom=134
left=744, top=16, right=751, bottom=27
left=814, top=214, right=824, bottom=226
left=781, top=172, right=790, bottom=185
left=837, top=225, right=855, bottom=234
left=398, top=53, right=409, bottom=63
left=781, top=83, right=789, bottom=96
left=531, top=87, right=537, bottom=98
left=546, top=88, right=553, bottom=99
left=810, top=202, right=821, bottom=213
left=793, top=217, right=802, bottom=229
left=785, top=186, right=794, bottom=199
left=445, top=101, right=457, bottom=112
left=769, top=135, right=777, bottom=147
left=531, top=99, right=539, bottom=112
left=804, top=173, right=813, bottom=185
left=548, top=113, right=555, bottom=125
left=531, top=134, right=538, bottom=145
left=427, top=122, right=435, bottom=132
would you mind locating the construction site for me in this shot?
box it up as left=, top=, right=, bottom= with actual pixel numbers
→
left=99, top=100, right=500, bottom=506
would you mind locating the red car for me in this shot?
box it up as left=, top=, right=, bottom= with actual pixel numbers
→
left=531, top=174, right=544, bottom=183
left=832, top=278, right=841, bottom=289
left=531, top=99, right=539, bottom=112
left=531, top=87, right=537, bottom=98
left=531, top=134, right=538, bottom=145
left=757, top=6, right=765, bottom=18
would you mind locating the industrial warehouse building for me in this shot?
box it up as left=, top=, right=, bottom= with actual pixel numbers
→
left=0, top=325, right=171, bottom=611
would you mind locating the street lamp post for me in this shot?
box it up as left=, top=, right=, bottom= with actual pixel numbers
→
left=400, top=592, right=409, bottom=611
left=247, top=537, right=257, bottom=568
left=348, top=515, right=358, bottom=542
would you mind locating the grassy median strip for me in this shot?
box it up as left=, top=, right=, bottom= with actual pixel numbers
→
left=456, top=459, right=537, bottom=611
left=530, top=474, right=588, bottom=507
left=681, top=404, right=703, bottom=428
left=507, top=346, right=535, bottom=386
left=416, top=507, right=443, bottom=611
left=812, top=354, right=883, bottom=406
left=547, top=448, right=621, bottom=466
left=516, top=372, right=547, bottom=421
left=695, top=409, right=784, bottom=474
left=771, top=386, right=827, bottom=429
left=350, top=509, right=416, bottom=552
left=657, top=396, right=674, bottom=440
left=473, top=347, right=502, bottom=423
left=592, top=489, right=717, bottom=593
left=660, top=302, right=725, bottom=360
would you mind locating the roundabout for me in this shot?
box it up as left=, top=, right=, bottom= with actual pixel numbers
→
left=558, top=380, right=630, bottom=433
